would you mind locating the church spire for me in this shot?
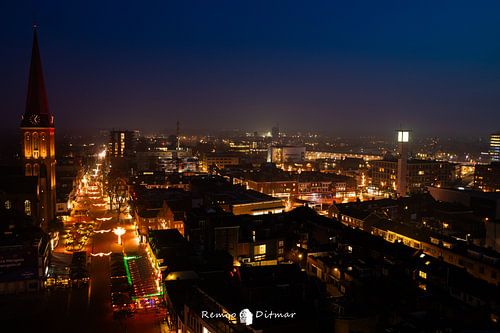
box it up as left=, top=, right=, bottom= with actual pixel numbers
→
left=21, top=26, right=53, bottom=127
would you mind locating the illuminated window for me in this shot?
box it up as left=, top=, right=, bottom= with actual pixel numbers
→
left=4, top=200, right=11, bottom=210
left=120, top=133, right=125, bottom=156
left=254, top=244, right=266, bottom=255
left=254, top=254, right=266, bottom=261
left=24, top=200, right=32, bottom=216
left=418, top=170, right=424, bottom=175
left=397, top=130, right=410, bottom=142
left=418, top=270, right=427, bottom=279
left=24, top=132, right=31, bottom=157
left=32, top=132, right=39, bottom=158
left=278, top=240, right=284, bottom=247
left=40, top=133, right=47, bottom=158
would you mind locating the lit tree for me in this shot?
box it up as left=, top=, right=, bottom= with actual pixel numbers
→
left=107, top=177, right=129, bottom=224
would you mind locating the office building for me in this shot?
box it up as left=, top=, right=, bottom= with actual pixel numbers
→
left=109, top=130, right=137, bottom=158
left=489, top=132, right=500, bottom=162
left=267, top=145, right=306, bottom=164
left=474, top=162, right=500, bottom=192
left=201, top=153, right=240, bottom=171
left=371, top=159, right=456, bottom=194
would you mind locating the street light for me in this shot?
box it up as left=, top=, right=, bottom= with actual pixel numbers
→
left=91, top=252, right=112, bottom=257
left=113, top=227, right=126, bottom=245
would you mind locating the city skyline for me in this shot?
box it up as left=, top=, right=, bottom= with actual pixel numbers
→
left=1, top=1, right=500, bottom=135
left=0, top=5, right=499, bottom=332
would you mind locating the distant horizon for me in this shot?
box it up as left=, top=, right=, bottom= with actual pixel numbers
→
left=0, top=125, right=494, bottom=142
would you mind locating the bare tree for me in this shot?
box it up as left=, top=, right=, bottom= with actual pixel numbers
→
left=107, top=177, right=129, bottom=224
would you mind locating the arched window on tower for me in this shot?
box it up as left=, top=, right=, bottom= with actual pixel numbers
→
left=4, top=200, right=11, bottom=210
left=40, top=133, right=47, bottom=158
left=51, top=162, right=56, bottom=189
left=24, top=200, right=31, bottom=216
left=32, top=132, right=39, bottom=158
left=50, top=132, right=55, bottom=158
left=24, top=132, right=32, bottom=158
left=25, top=163, right=32, bottom=176
left=33, top=163, right=40, bottom=176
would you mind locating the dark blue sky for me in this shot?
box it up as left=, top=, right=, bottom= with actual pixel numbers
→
left=1, top=1, right=500, bottom=136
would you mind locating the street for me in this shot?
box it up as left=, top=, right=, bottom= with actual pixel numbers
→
left=0, top=162, right=165, bottom=333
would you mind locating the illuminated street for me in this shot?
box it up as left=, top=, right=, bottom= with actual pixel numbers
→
left=0, top=162, right=165, bottom=333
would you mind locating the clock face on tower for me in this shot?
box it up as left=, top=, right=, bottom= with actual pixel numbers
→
left=29, top=114, right=40, bottom=125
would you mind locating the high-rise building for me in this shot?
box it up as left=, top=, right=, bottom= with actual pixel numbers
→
left=109, top=130, right=137, bottom=158
left=20, top=27, right=56, bottom=227
left=489, top=132, right=500, bottom=162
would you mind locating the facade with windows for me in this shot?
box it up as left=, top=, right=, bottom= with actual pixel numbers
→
left=489, top=132, right=500, bottom=162
left=0, top=175, right=39, bottom=226
left=201, top=153, right=240, bottom=171
left=236, top=237, right=285, bottom=265
left=474, top=162, right=500, bottom=192
left=370, top=159, right=456, bottom=194
left=109, top=130, right=137, bottom=158
left=370, top=220, right=500, bottom=286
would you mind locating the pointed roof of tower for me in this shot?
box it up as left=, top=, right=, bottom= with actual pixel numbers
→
left=21, top=26, right=54, bottom=128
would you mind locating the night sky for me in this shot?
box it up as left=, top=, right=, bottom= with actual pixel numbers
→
left=1, top=1, right=500, bottom=136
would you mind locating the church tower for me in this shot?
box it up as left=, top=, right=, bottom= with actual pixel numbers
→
left=20, top=27, right=56, bottom=227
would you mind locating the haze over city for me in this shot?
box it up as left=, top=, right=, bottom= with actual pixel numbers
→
left=1, top=1, right=500, bottom=135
